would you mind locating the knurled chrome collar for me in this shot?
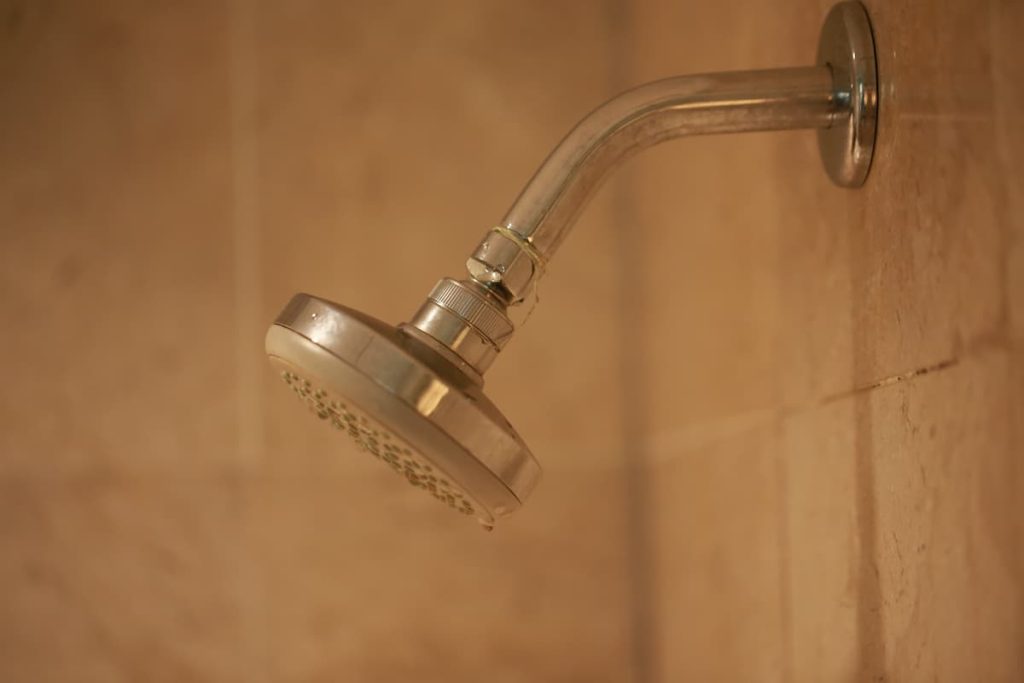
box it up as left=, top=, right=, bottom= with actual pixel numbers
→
left=407, top=278, right=514, bottom=376
left=427, top=279, right=513, bottom=346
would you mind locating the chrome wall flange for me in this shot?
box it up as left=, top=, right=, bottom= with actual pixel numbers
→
left=817, top=0, right=878, bottom=187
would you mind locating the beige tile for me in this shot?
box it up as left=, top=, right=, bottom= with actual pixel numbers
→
left=778, top=114, right=1004, bottom=401
left=244, top=465, right=632, bottom=682
left=775, top=114, right=1008, bottom=404
left=628, top=134, right=784, bottom=434
left=4, top=1, right=1020, bottom=682
left=781, top=400, right=861, bottom=682
left=867, top=350, right=1022, bottom=680
left=647, top=423, right=786, bottom=682
left=0, top=2, right=237, bottom=476
left=782, top=351, right=1024, bottom=682
left=1013, top=351, right=1024, bottom=537
left=630, top=2, right=1023, bottom=682
left=1010, top=241, right=1024, bottom=342
left=779, top=118, right=1004, bottom=405
left=252, top=0, right=618, bottom=317
left=625, top=0, right=803, bottom=434
left=775, top=0, right=1005, bottom=404
left=254, top=1, right=625, bottom=472
left=992, top=0, right=1024, bottom=342
left=242, top=9, right=634, bottom=678
left=626, top=3, right=807, bottom=679
left=631, top=0, right=817, bottom=75
left=868, top=0, right=996, bottom=119
left=247, top=3, right=636, bottom=676
left=856, top=115, right=1002, bottom=375
left=771, top=127, right=856, bottom=406
left=0, top=477, right=252, bottom=683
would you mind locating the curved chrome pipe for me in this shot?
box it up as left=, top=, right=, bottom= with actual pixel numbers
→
left=502, top=67, right=837, bottom=264
left=410, top=0, right=877, bottom=375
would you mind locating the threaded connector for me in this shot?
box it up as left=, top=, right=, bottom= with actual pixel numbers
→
left=406, top=278, right=514, bottom=376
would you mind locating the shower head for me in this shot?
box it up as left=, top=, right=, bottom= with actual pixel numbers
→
left=266, top=288, right=540, bottom=527
left=266, top=1, right=877, bottom=527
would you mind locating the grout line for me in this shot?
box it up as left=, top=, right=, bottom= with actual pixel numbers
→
left=608, top=1, right=657, bottom=681
left=642, top=357, right=962, bottom=464
left=815, top=357, right=958, bottom=406
left=767, top=118, right=793, bottom=683
left=230, top=0, right=263, bottom=472
left=645, top=408, right=777, bottom=464
left=229, top=4, right=269, bottom=683
left=987, top=0, right=1023, bottom=347
left=772, top=412, right=795, bottom=683
left=895, top=112, right=993, bottom=122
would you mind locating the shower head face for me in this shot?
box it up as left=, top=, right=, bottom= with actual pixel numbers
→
left=265, top=294, right=541, bottom=526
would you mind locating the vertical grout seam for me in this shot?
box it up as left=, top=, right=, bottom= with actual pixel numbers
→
left=230, top=0, right=263, bottom=472
left=229, top=2, right=268, bottom=681
left=607, top=1, right=657, bottom=681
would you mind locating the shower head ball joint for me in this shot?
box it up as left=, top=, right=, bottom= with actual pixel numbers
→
left=266, top=1, right=877, bottom=526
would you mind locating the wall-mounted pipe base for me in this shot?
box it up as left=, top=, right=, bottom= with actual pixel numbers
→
left=817, top=1, right=878, bottom=187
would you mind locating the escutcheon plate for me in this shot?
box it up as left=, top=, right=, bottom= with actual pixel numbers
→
left=817, top=1, right=878, bottom=187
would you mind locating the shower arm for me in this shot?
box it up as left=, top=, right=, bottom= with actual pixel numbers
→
left=408, top=1, right=877, bottom=378
left=468, top=66, right=838, bottom=303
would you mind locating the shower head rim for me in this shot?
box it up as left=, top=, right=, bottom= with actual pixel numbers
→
left=267, top=293, right=542, bottom=518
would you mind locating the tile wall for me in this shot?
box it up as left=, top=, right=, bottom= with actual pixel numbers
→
left=1, top=0, right=1020, bottom=681
left=628, top=0, right=1024, bottom=679
left=1, top=2, right=632, bottom=681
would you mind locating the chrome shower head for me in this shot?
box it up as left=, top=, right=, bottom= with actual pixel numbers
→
left=266, top=289, right=541, bottom=527
left=266, top=1, right=877, bottom=527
